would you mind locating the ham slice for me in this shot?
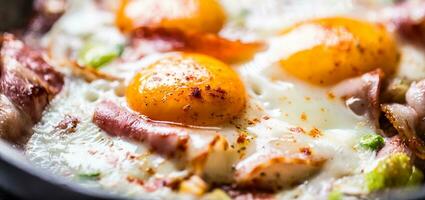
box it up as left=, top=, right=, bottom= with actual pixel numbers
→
left=93, top=100, right=190, bottom=156
left=332, top=69, right=383, bottom=128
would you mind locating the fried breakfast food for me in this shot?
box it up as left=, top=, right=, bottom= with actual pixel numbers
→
left=2, top=0, right=425, bottom=199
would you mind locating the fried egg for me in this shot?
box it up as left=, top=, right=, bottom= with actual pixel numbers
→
left=24, top=0, right=425, bottom=199
left=116, top=0, right=226, bottom=33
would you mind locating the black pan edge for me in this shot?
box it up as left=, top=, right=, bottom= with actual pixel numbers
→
left=0, top=140, right=133, bottom=200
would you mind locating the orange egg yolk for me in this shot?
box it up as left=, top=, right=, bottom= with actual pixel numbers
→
left=116, top=0, right=226, bottom=33
left=126, top=53, right=246, bottom=126
left=279, top=17, right=399, bottom=85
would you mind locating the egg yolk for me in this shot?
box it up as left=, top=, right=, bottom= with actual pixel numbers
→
left=279, top=17, right=399, bottom=85
left=126, top=53, right=246, bottom=126
left=116, top=0, right=226, bottom=33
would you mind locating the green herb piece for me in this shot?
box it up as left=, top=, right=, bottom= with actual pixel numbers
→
left=78, top=43, right=123, bottom=69
left=359, top=134, right=384, bottom=150
left=78, top=171, right=101, bottom=180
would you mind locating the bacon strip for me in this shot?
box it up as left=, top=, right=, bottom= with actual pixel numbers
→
left=0, top=33, right=64, bottom=142
left=93, top=100, right=190, bottom=156
left=0, top=63, right=50, bottom=122
left=0, top=34, right=64, bottom=122
left=126, top=27, right=265, bottom=63
left=1, top=34, right=64, bottom=93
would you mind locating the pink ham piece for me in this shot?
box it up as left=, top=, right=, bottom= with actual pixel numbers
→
left=93, top=100, right=232, bottom=157
left=331, top=69, right=383, bottom=128
left=93, top=100, right=190, bottom=156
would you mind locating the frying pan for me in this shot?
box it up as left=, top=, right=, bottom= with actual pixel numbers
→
left=0, top=0, right=424, bottom=199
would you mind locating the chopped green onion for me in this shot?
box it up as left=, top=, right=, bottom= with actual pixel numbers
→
left=78, top=171, right=101, bottom=180
left=359, top=134, right=384, bottom=150
left=78, top=43, right=123, bottom=69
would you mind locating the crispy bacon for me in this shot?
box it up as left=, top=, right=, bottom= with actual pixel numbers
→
left=126, top=27, right=265, bottom=63
left=332, top=69, right=384, bottom=128
left=0, top=34, right=64, bottom=122
left=0, top=62, right=50, bottom=122
left=0, top=33, right=64, bottom=142
left=1, top=34, right=64, bottom=93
